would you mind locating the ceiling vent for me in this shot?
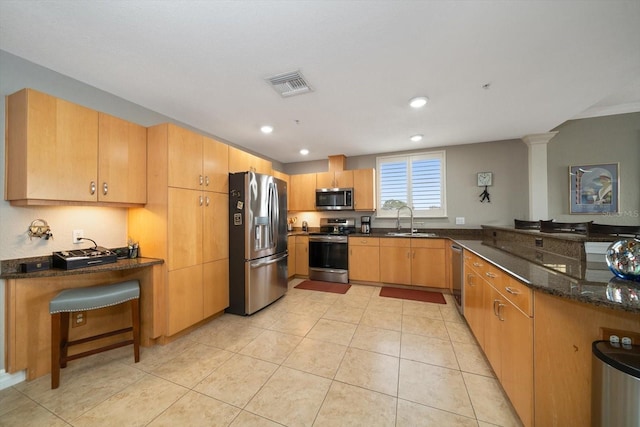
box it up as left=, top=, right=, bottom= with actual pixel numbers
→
left=266, top=70, right=313, bottom=97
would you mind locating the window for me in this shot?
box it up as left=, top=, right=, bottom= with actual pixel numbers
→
left=376, top=151, right=446, bottom=218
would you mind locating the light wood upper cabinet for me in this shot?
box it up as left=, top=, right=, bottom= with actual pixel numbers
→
left=353, top=168, right=376, bottom=211
left=6, top=88, right=98, bottom=204
left=6, top=88, right=146, bottom=206
left=228, top=146, right=272, bottom=175
left=98, top=113, right=147, bottom=204
left=316, top=170, right=353, bottom=189
left=289, top=173, right=316, bottom=211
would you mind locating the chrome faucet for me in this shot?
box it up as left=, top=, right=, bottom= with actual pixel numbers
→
left=396, top=206, right=415, bottom=234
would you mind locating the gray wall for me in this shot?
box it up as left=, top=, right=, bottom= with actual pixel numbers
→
left=548, top=112, right=640, bottom=225
left=285, top=140, right=530, bottom=230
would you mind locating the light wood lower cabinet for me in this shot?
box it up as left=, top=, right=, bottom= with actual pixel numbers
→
left=464, top=251, right=533, bottom=427
left=533, top=291, right=640, bottom=427
left=379, top=238, right=446, bottom=287
left=203, top=259, right=229, bottom=318
left=380, top=238, right=412, bottom=285
left=295, top=236, right=309, bottom=276
left=411, top=239, right=446, bottom=288
left=287, top=235, right=296, bottom=278
left=348, top=237, right=380, bottom=282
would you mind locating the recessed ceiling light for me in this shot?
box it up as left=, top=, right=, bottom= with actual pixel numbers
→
left=300, top=149, right=309, bottom=155
left=260, top=125, right=273, bottom=134
left=410, top=134, right=424, bottom=142
left=409, top=96, right=428, bottom=108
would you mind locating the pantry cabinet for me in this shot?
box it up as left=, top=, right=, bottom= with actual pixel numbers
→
left=129, top=123, right=229, bottom=337
left=289, top=173, right=316, bottom=211
left=5, top=88, right=146, bottom=206
left=348, top=237, right=380, bottom=282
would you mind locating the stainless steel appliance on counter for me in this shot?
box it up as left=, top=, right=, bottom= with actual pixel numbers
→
left=308, top=218, right=356, bottom=284
left=228, top=172, right=288, bottom=315
left=360, top=216, right=371, bottom=234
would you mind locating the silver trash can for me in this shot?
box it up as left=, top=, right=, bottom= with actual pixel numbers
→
left=591, top=340, right=640, bottom=427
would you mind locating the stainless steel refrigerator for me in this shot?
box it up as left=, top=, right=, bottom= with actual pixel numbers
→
left=228, top=172, right=288, bottom=315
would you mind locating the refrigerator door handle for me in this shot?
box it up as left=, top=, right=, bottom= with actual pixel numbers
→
left=249, top=252, right=288, bottom=268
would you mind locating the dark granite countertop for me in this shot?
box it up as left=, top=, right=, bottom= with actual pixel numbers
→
left=456, top=240, right=639, bottom=313
left=0, top=256, right=164, bottom=280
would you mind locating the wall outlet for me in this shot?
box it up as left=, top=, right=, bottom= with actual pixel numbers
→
left=72, top=311, right=87, bottom=327
left=602, top=327, right=639, bottom=345
left=72, top=229, right=84, bottom=244
left=455, top=217, right=465, bottom=225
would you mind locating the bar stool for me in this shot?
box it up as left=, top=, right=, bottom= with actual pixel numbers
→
left=49, top=280, right=141, bottom=389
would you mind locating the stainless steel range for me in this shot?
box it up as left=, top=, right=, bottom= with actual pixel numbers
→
left=308, top=218, right=356, bottom=284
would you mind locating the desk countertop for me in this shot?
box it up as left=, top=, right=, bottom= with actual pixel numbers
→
left=0, top=257, right=163, bottom=280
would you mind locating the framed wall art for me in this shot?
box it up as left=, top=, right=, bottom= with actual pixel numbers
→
left=569, top=163, right=619, bottom=214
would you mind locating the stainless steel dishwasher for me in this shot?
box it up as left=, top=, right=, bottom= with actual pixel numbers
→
left=451, top=244, right=463, bottom=314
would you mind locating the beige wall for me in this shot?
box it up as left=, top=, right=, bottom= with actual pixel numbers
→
left=548, top=112, right=640, bottom=225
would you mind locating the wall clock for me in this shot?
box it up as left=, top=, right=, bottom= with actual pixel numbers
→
left=477, top=172, right=493, bottom=187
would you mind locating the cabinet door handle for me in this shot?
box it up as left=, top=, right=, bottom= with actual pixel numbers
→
left=205, top=176, right=210, bottom=186
left=493, top=299, right=500, bottom=316
left=485, top=272, right=497, bottom=279
left=102, top=182, right=108, bottom=196
left=199, top=175, right=204, bottom=185
left=505, top=286, right=520, bottom=295
left=497, top=303, right=505, bottom=321
left=466, top=274, right=474, bottom=286
left=89, top=181, right=96, bottom=195
left=199, top=195, right=204, bottom=206
left=205, top=196, right=210, bottom=206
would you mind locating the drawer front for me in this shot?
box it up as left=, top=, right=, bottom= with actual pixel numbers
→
left=482, top=263, right=507, bottom=290
left=465, top=252, right=486, bottom=274
left=296, top=236, right=309, bottom=244
left=500, top=277, right=533, bottom=316
left=380, top=237, right=411, bottom=248
left=349, top=237, right=380, bottom=247
left=411, top=238, right=445, bottom=249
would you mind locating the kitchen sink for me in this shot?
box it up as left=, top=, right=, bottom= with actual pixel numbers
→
left=385, top=232, right=438, bottom=237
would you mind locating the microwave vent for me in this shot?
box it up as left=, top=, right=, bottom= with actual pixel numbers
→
left=266, top=70, right=313, bottom=97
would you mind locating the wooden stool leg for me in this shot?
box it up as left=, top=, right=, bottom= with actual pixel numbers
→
left=131, top=298, right=140, bottom=363
left=60, top=312, right=70, bottom=368
left=51, top=313, right=61, bottom=389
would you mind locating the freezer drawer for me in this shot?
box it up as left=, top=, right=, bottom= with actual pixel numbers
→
left=228, top=252, right=288, bottom=315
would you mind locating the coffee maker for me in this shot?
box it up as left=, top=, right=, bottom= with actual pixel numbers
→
left=360, top=216, right=371, bottom=234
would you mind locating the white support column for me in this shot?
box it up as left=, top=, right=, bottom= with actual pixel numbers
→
left=522, top=132, right=558, bottom=221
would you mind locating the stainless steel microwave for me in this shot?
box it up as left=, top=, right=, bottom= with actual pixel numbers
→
left=315, top=188, right=354, bottom=210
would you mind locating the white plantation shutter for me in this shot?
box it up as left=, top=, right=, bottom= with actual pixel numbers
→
left=376, top=151, right=446, bottom=217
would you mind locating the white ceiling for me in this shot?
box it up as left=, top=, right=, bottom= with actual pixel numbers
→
left=1, top=1, right=639, bottom=164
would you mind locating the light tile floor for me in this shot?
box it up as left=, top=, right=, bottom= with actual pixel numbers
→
left=0, top=279, right=522, bottom=426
